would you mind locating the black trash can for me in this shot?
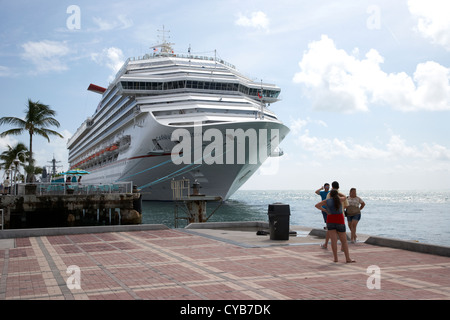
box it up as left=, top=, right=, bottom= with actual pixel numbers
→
left=268, top=203, right=291, bottom=240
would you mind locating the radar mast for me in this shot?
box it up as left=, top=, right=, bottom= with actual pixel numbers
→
left=150, top=25, right=175, bottom=55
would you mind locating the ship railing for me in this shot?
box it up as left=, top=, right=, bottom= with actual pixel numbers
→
left=13, top=181, right=134, bottom=196
left=129, top=53, right=236, bottom=70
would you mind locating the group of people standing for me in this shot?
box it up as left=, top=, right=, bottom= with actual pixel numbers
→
left=314, top=181, right=365, bottom=263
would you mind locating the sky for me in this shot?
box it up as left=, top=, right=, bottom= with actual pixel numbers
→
left=0, top=0, right=449, bottom=191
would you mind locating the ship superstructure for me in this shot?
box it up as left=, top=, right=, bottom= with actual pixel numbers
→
left=67, top=35, right=289, bottom=200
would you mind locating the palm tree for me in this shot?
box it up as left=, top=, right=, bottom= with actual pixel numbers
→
left=0, top=99, right=64, bottom=181
left=0, top=142, right=29, bottom=170
left=0, top=143, right=29, bottom=182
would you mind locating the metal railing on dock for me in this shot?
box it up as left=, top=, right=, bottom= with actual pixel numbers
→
left=172, top=179, right=190, bottom=228
left=171, top=178, right=190, bottom=201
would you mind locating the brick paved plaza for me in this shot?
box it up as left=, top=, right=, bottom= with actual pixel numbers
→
left=0, top=227, right=449, bottom=301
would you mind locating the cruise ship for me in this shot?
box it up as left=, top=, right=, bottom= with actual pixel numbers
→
left=67, top=35, right=289, bottom=201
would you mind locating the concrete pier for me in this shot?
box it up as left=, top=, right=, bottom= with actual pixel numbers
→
left=0, top=192, right=142, bottom=229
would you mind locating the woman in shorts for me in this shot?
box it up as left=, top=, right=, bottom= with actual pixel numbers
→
left=346, top=188, right=365, bottom=243
left=315, top=190, right=355, bottom=263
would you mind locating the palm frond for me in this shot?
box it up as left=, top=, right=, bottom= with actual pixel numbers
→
left=0, top=116, right=26, bottom=127
left=35, top=117, right=61, bottom=128
left=0, top=128, right=25, bottom=137
left=34, top=128, right=64, bottom=140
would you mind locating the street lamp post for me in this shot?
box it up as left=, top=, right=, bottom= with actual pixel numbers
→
left=13, top=158, right=20, bottom=195
left=13, top=150, right=28, bottom=195
left=8, top=164, right=16, bottom=195
left=4, top=168, right=11, bottom=195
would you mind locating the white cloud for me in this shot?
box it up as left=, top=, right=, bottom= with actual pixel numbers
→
left=92, top=15, right=133, bottom=31
left=91, top=47, right=125, bottom=81
left=295, top=130, right=357, bottom=160
left=21, top=40, right=70, bottom=73
left=386, top=135, right=419, bottom=158
left=293, top=35, right=450, bottom=112
left=0, top=66, right=11, bottom=77
left=235, top=11, right=269, bottom=30
left=33, top=129, right=72, bottom=173
left=408, top=0, right=450, bottom=50
left=289, top=117, right=327, bottom=135
left=0, top=135, right=19, bottom=152
left=411, top=61, right=450, bottom=111
left=290, top=118, right=309, bottom=135
left=422, top=142, right=450, bottom=161
left=294, top=127, right=450, bottom=163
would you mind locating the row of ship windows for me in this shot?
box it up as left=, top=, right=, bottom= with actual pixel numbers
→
left=153, top=108, right=278, bottom=121
left=120, top=80, right=280, bottom=98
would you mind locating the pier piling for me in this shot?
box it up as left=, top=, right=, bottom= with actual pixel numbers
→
left=171, top=179, right=223, bottom=227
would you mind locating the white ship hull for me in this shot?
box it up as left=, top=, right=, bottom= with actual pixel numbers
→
left=79, top=114, right=289, bottom=200
left=67, top=36, right=289, bottom=201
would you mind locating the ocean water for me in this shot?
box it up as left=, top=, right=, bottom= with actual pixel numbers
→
left=142, top=190, right=450, bottom=247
